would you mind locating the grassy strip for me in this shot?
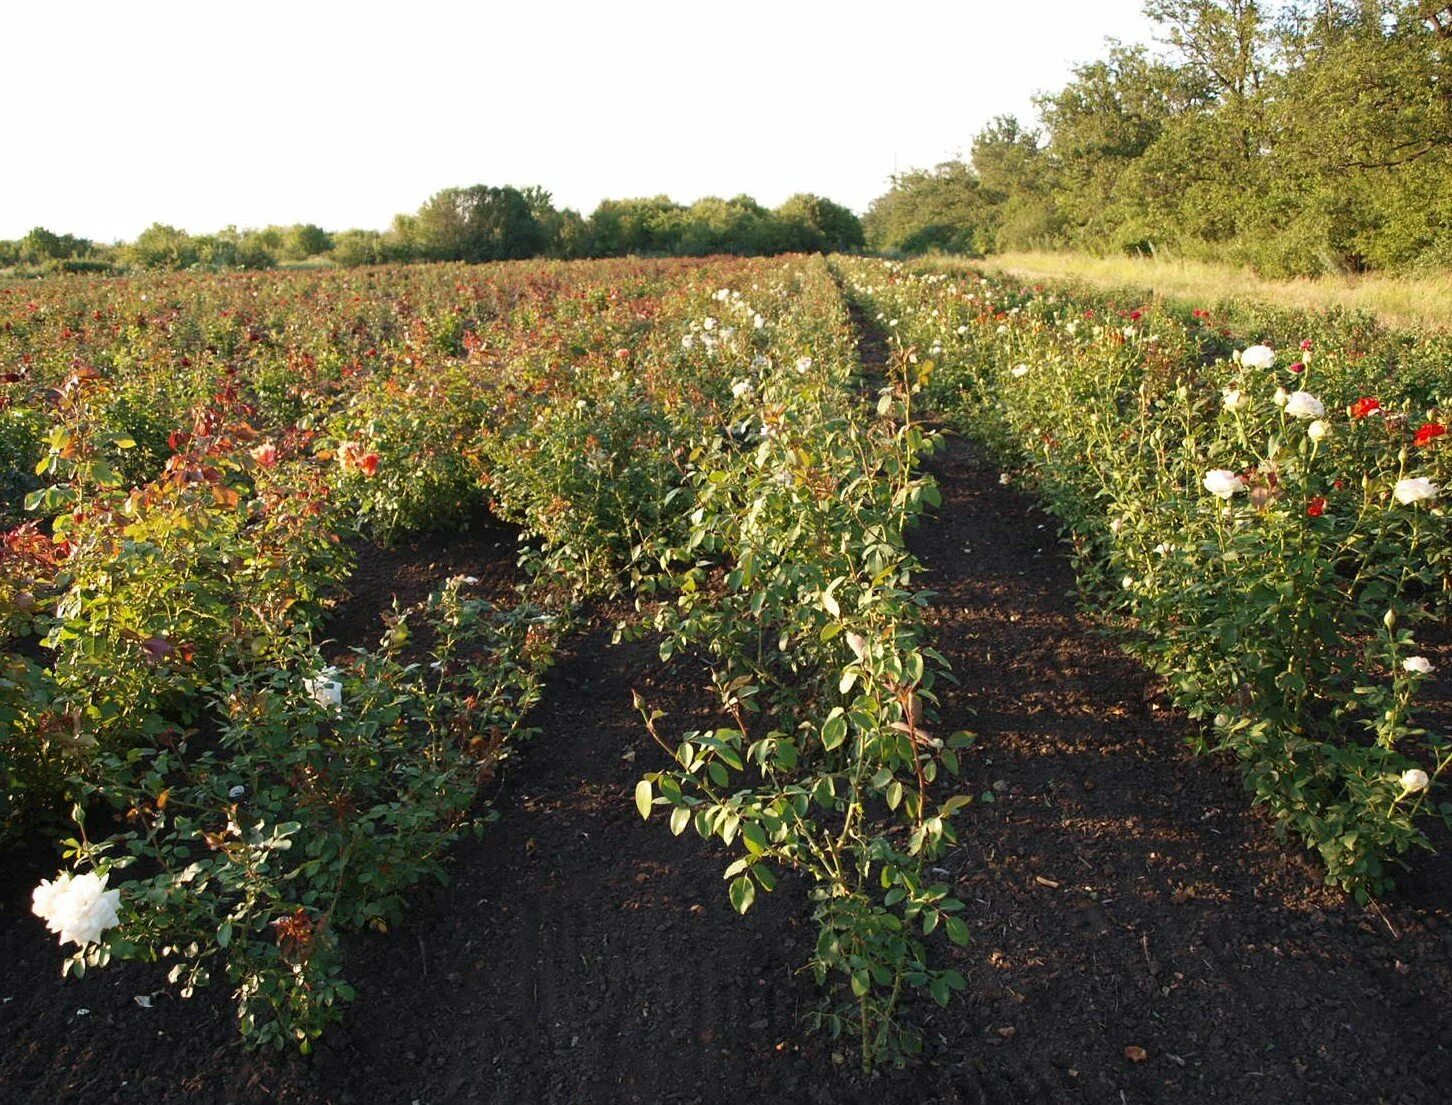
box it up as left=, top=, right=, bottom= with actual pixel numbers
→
left=971, top=250, right=1452, bottom=333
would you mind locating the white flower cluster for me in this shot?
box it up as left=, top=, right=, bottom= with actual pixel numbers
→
left=305, top=667, right=343, bottom=709
left=1394, top=477, right=1438, bottom=505
left=32, top=871, right=121, bottom=947
left=682, top=314, right=737, bottom=356
left=1401, top=768, right=1430, bottom=793
left=1203, top=469, right=1245, bottom=500
left=1238, top=344, right=1276, bottom=370
left=1284, top=391, right=1324, bottom=420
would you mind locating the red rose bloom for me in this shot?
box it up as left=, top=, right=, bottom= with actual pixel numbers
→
left=1307, top=497, right=1327, bottom=518
left=1413, top=422, right=1446, bottom=447
left=1349, top=397, right=1381, bottom=420
left=358, top=453, right=380, bottom=477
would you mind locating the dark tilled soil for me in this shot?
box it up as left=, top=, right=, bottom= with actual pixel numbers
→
left=325, top=511, right=526, bottom=653
left=898, top=436, right=1452, bottom=1105
left=4, top=367, right=1452, bottom=1104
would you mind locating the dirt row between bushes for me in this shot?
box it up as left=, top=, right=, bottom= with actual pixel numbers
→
left=2, top=315, right=1451, bottom=1103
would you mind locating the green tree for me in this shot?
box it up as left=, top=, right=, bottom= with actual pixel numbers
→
left=19, top=227, right=93, bottom=262
left=863, top=162, right=992, bottom=255
left=330, top=229, right=389, bottom=267
left=410, top=185, right=545, bottom=263
left=281, top=224, right=332, bottom=260
left=585, top=196, right=686, bottom=255
left=773, top=194, right=866, bottom=253
left=967, top=116, right=1062, bottom=251
left=124, top=224, right=202, bottom=270
left=1035, top=47, right=1206, bottom=250
left=677, top=195, right=775, bottom=255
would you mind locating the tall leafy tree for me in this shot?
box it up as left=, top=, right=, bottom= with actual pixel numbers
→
left=411, top=185, right=545, bottom=263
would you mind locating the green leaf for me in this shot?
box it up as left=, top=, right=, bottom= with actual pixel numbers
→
left=939, top=794, right=973, bottom=818
left=741, top=821, right=768, bottom=855
left=821, top=708, right=848, bottom=751
left=729, top=876, right=756, bottom=914
left=669, top=806, right=691, bottom=836
left=944, top=915, right=970, bottom=946
left=822, top=585, right=840, bottom=618
left=634, top=779, right=653, bottom=820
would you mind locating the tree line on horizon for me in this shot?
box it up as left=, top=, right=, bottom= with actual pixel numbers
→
left=864, top=0, right=1452, bottom=276
left=0, top=190, right=865, bottom=275
left=10, top=1, right=1446, bottom=281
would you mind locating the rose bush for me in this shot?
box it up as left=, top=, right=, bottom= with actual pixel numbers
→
left=838, top=256, right=1451, bottom=896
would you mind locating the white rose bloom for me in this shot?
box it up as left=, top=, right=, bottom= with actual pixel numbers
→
left=1273, top=387, right=1289, bottom=407
left=1393, top=477, right=1438, bottom=505
left=795, top=356, right=813, bottom=374
left=1010, top=364, right=1030, bottom=378
left=1400, top=768, right=1430, bottom=793
left=1284, top=391, right=1325, bottom=420
left=1307, top=420, right=1330, bottom=442
left=1402, top=656, right=1434, bottom=675
left=305, top=668, right=343, bottom=709
left=32, top=871, right=122, bottom=947
left=1203, top=469, right=1246, bottom=500
left=1221, top=387, right=1246, bottom=412
left=730, top=380, right=754, bottom=401
left=1240, top=345, right=1276, bottom=370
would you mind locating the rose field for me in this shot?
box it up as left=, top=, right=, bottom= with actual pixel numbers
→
left=2, top=254, right=1451, bottom=1104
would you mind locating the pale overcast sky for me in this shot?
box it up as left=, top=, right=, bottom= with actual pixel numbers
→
left=2, top=0, right=1153, bottom=242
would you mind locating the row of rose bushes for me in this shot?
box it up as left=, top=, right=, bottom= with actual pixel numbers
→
left=615, top=259, right=974, bottom=1068
left=837, top=257, right=1450, bottom=897
left=408, top=254, right=977, bottom=1066
left=0, top=260, right=689, bottom=532
left=3, top=255, right=975, bottom=1064
left=0, top=258, right=713, bottom=1047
